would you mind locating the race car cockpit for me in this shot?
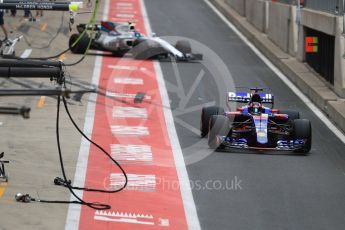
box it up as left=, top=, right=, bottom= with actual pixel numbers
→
left=247, top=94, right=265, bottom=115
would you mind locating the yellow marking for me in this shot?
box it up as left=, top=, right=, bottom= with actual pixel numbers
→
left=59, top=53, right=65, bottom=61
left=0, top=183, right=7, bottom=198
left=40, top=22, right=48, bottom=31
left=37, top=96, right=46, bottom=108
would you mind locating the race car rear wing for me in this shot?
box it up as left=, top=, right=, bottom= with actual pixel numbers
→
left=227, top=92, right=274, bottom=104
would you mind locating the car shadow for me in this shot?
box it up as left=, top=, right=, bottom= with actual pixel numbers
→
left=215, top=148, right=310, bottom=156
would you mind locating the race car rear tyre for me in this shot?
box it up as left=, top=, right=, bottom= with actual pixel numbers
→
left=175, top=40, right=192, bottom=54
left=208, top=115, right=230, bottom=149
left=132, top=40, right=167, bottom=59
left=69, top=33, right=90, bottom=54
left=280, top=110, right=300, bottom=122
left=293, top=119, right=312, bottom=154
left=200, top=106, right=224, bottom=137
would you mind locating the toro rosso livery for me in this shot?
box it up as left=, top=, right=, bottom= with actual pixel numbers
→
left=69, top=21, right=202, bottom=61
left=200, top=88, right=312, bottom=154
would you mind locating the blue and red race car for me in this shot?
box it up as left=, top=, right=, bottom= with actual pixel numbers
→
left=200, top=88, right=312, bottom=154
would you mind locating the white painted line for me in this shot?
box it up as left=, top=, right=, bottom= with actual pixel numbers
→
left=111, top=144, right=153, bottom=164
left=116, top=2, right=133, bottom=6
left=106, top=91, right=152, bottom=100
left=111, top=18, right=139, bottom=22
left=108, top=65, right=147, bottom=71
left=111, top=125, right=149, bottom=135
left=65, top=0, right=109, bottom=229
left=114, top=77, right=144, bottom=85
left=20, top=49, right=32, bottom=58
left=116, top=13, right=135, bottom=18
left=140, top=0, right=201, bottom=229
left=116, top=7, right=134, bottom=10
left=94, top=216, right=154, bottom=225
left=116, top=9, right=137, bottom=14
left=95, top=210, right=154, bottom=219
left=113, top=106, right=148, bottom=118
left=94, top=210, right=155, bottom=225
left=109, top=173, right=156, bottom=191
left=205, top=0, right=345, bottom=145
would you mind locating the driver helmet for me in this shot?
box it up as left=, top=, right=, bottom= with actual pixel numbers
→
left=248, top=94, right=263, bottom=114
left=249, top=102, right=262, bottom=114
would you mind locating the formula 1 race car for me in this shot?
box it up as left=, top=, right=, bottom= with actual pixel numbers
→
left=69, top=21, right=202, bottom=61
left=200, top=88, right=312, bottom=154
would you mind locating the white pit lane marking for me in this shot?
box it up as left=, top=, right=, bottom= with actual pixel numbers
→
left=116, top=13, right=135, bottom=18
left=111, top=18, right=139, bottom=23
left=109, top=173, right=156, bottom=192
left=106, top=91, right=151, bottom=101
left=94, top=210, right=155, bottom=226
left=114, top=77, right=144, bottom=85
left=113, top=106, right=148, bottom=118
left=108, top=65, right=147, bottom=71
left=111, top=144, right=153, bottom=165
left=116, top=6, right=134, bottom=10
left=116, top=2, right=133, bottom=7
left=111, top=125, right=149, bottom=136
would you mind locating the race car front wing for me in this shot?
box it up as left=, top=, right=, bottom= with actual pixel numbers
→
left=216, top=136, right=307, bottom=151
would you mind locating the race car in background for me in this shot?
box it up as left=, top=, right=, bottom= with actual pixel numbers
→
left=200, top=88, right=312, bottom=154
left=69, top=21, right=202, bottom=61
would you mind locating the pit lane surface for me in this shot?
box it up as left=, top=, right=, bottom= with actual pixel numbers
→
left=144, top=0, right=345, bottom=229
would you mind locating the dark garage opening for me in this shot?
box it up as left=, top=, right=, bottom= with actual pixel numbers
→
left=305, top=27, right=335, bottom=84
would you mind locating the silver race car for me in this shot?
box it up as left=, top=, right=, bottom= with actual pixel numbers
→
left=69, top=21, right=202, bottom=61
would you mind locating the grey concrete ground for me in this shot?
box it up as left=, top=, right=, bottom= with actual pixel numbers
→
left=0, top=2, right=104, bottom=230
left=145, top=0, right=345, bottom=229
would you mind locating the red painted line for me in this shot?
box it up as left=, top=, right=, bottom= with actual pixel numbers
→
left=77, top=0, right=188, bottom=229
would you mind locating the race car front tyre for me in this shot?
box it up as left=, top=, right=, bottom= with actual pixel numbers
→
left=200, top=106, right=225, bottom=137
left=208, top=115, right=230, bottom=149
left=175, top=40, right=192, bottom=54
left=293, top=119, right=312, bottom=154
left=69, top=33, right=90, bottom=54
left=280, top=110, right=300, bottom=122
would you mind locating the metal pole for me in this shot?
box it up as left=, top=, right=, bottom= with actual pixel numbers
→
left=0, top=3, right=69, bottom=10
left=0, top=59, right=63, bottom=67
left=0, top=106, right=30, bottom=118
left=0, top=1, right=82, bottom=11
left=0, top=89, right=69, bottom=96
left=2, top=0, right=72, bottom=4
left=0, top=67, right=62, bottom=78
